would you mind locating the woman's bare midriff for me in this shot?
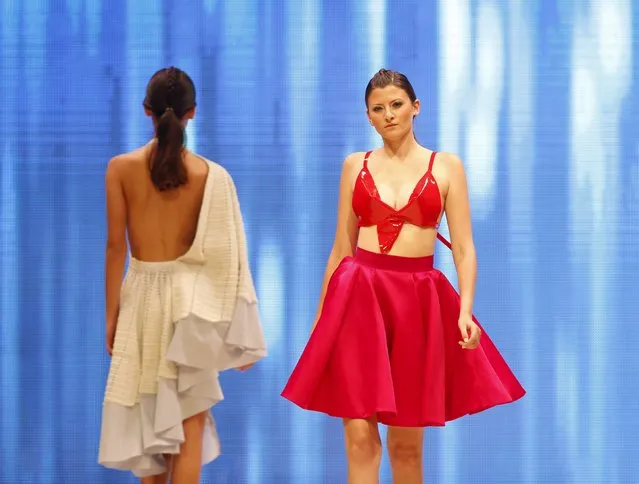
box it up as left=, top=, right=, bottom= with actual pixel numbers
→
left=356, top=224, right=439, bottom=258
left=121, top=148, right=210, bottom=262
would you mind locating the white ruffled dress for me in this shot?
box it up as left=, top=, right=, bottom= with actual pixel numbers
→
left=98, top=157, right=267, bottom=478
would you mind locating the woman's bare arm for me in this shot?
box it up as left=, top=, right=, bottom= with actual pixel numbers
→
left=312, top=153, right=361, bottom=329
left=443, top=153, right=476, bottom=318
left=104, top=156, right=128, bottom=334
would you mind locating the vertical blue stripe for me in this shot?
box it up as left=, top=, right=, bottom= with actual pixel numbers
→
left=506, top=1, right=537, bottom=482
left=286, top=0, right=323, bottom=478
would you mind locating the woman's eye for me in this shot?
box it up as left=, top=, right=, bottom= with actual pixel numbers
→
left=393, top=102, right=403, bottom=108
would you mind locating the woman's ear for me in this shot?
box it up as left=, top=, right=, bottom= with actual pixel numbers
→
left=184, top=107, right=196, bottom=120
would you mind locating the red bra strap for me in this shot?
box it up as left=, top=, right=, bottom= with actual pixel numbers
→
left=429, top=151, right=447, bottom=249
left=363, top=150, right=373, bottom=169
left=427, top=151, right=437, bottom=173
left=437, top=232, right=452, bottom=250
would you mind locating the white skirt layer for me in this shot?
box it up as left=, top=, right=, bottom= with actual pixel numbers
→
left=98, top=258, right=265, bottom=478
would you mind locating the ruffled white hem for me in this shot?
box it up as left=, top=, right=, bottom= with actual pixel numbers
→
left=99, top=299, right=266, bottom=477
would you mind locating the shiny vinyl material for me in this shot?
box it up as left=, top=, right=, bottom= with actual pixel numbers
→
left=352, top=151, right=444, bottom=253
left=282, top=249, right=525, bottom=427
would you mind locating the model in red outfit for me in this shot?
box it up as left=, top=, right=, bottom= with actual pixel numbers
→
left=281, top=69, right=525, bottom=484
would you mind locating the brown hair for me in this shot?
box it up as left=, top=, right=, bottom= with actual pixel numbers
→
left=142, top=67, right=197, bottom=191
left=364, top=68, right=417, bottom=106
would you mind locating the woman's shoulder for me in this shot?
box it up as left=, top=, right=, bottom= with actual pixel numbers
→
left=109, top=140, right=157, bottom=162
left=343, top=150, right=369, bottom=170
left=344, top=151, right=368, bottom=162
left=188, top=153, right=243, bottom=201
left=337, top=151, right=368, bottom=184
left=106, top=146, right=148, bottom=176
left=433, top=151, right=465, bottom=175
left=191, top=153, right=233, bottom=181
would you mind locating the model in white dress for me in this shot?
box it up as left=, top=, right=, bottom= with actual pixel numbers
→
left=98, top=67, right=267, bottom=482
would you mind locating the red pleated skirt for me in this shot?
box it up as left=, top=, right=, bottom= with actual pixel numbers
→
left=281, top=248, right=525, bottom=427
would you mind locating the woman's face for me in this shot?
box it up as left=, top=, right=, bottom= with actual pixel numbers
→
left=366, top=85, right=419, bottom=140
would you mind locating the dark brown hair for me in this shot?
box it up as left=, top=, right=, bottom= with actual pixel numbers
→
left=364, top=68, right=417, bottom=106
left=143, top=67, right=197, bottom=191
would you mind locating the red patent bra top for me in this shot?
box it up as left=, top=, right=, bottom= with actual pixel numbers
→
left=352, top=150, right=451, bottom=254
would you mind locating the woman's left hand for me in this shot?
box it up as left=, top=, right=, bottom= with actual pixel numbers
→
left=236, top=363, right=255, bottom=372
left=458, top=314, right=481, bottom=350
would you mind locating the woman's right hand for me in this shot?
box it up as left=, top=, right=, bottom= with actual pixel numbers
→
left=236, top=363, right=255, bottom=372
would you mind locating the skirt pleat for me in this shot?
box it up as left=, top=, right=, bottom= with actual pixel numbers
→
left=282, top=249, right=525, bottom=427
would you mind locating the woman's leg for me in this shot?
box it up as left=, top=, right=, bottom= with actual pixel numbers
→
left=170, top=411, right=208, bottom=484
left=139, top=455, right=173, bottom=484
left=140, top=476, right=167, bottom=484
left=343, top=417, right=382, bottom=484
left=387, top=426, right=424, bottom=484
left=141, top=475, right=168, bottom=484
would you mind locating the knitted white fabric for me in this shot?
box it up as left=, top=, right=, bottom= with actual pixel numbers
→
left=98, top=157, right=267, bottom=478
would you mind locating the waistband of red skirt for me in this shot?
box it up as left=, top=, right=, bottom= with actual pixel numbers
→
left=354, top=248, right=434, bottom=272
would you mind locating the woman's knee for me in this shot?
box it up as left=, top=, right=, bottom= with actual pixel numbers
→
left=387, top=429, right=423, bottom=468
left=344, top=422, right=382, bottom=464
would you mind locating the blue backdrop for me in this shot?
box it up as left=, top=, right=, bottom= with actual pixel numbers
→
left=1, top=1, right=637, bottom=483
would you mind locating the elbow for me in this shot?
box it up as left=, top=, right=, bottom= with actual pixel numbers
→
left=331, top=239, right=355, bottom=261
left=106, top=238, right=127, bottom=255
left=330, top=246, right=350, bottom=262
left=452, top=241, right=476, bottom=265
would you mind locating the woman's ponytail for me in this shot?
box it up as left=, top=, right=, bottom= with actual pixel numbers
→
left=150, top=107, right=187, bottom=191
left=142, top=67, right=197, bottom=191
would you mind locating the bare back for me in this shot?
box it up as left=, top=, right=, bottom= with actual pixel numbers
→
left=118, top=142, right=209, bottom=262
